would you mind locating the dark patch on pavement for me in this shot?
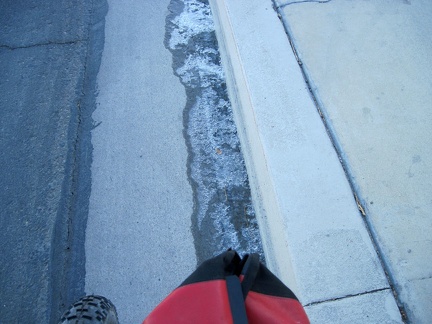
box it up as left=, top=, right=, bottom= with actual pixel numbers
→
left=0, top=0, right=107, bottom=322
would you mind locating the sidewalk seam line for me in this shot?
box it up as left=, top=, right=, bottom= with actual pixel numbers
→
left=303, top=287, right=390, bottom=307
left=277, top=0, right=332, bottom=9
left=272, top=2, right=408, bottom=322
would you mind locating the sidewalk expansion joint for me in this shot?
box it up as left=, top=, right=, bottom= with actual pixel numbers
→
left=0, top=40, right=86, bottom=51
left=303, top=287, right=390, bottom=307
left=412, top=275, right=432, bottom=282
left=277, top=0, right=332, bottom=9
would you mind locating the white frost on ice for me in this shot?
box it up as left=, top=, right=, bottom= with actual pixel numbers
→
left=176, top=53, right=224, bottom=88
left=167, top=0, right=263, bottom=258
left=169, top=0, right=214, bottom=50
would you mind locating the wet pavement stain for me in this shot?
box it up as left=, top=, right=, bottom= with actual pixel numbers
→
left=165, top=0, right=264, bottom=264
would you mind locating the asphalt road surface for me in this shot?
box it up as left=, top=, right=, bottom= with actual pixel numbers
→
left=0, top=0, right=107, bottom=322
left=84, top=1, right=196, bottom=322
left=0, top=0, right=262, bottom=322
left=85, top=0, right=262, bottom=322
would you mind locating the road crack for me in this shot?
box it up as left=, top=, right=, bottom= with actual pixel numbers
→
left=0, top=40, right=85, bottom=51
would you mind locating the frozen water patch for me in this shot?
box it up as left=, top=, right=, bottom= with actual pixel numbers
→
left=165, top=0, right=264, bottom=263
left=189, top=88, right=249, bottom=227
left=168, top=0, right=214, bottom=49
left=176, top=53, right=224, bottom=88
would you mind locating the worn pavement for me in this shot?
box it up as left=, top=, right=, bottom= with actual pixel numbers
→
left=0, top=0, right=107, bottom=322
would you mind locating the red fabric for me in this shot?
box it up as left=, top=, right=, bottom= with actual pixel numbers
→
left=143, top=280, right=234, bottom=324
left=245, top=291, right=310, bottom=324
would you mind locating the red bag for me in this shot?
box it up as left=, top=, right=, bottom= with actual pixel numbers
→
left=144, top=250, right=309, bottom=323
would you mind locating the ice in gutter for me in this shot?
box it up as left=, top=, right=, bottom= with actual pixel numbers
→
left=165, top=0, right=264, bottom=263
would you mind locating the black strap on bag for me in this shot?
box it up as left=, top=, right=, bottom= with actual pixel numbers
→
left=239, top=253, right=261, bottom=299
left=226, top=275, right=248, bottom=324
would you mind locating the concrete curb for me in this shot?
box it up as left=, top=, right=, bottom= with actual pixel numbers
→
left=209, top=0, right=403, bottom=321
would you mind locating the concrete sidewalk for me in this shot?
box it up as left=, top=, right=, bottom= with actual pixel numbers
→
left=210, top=0, right=431, bottom=322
